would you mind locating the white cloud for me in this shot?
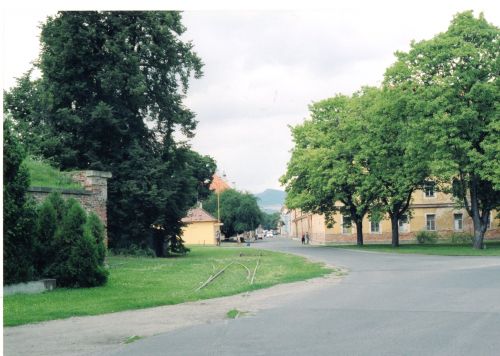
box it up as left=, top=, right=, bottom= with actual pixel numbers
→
left=3, top=3, right=499, bottom=194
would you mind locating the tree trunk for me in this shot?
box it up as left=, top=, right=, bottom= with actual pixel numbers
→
left=472, top=224, right=484, bottom=249
left=355, top=220, right=364, bottom=246
left=153, top=230, right=165, bottom=257
left=471, top=210, right=487, bottom=249
left=391, top=215, right=399, bottom=248
left=470, top=176, right=486, bottom=250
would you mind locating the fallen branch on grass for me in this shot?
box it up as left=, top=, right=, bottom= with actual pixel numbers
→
left=250, top=256, right=261, bottom=285
left=236, top=263, right=251, bottom=280
left=196, top=261, right=235, bottom=291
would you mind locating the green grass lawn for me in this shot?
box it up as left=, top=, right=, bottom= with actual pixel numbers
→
left=24, top=157, right=82, bottom=189
left=4, top=246, right=332, bottom=327
left=331, top=240, right=500, bottom=256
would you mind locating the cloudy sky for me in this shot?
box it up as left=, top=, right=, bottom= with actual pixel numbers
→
left=2, top=1, right=499, bottom=193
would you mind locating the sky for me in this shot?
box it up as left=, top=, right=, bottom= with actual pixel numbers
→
left=2, top=1, right=499, bottom=193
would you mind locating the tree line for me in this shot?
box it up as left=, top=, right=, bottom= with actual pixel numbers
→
left=203, top=189, right=281, bottom=238
left=281, top=11, right=499, bottom=249
left=4, top=11, right=216, bottom=259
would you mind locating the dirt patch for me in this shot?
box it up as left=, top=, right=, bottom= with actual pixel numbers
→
left=4, top=268, right=345, bottom=356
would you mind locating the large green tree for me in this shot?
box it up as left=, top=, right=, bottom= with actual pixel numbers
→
left=203, top=189, right=262, bottom=238
left=35, top=11, right=203, bottom=169
left=385, top=11, right=500, bottom=248
left=4, top=11, right=214, bottom=255
left=356, top=86, right=430, bottom=247
left=281, top=95, right=377, bottom=246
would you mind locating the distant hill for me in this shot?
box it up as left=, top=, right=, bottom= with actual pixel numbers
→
left=254, top=189, right=286, bottom=213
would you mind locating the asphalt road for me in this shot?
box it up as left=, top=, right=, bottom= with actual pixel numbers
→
left=110, top=238, right=500, bottom=356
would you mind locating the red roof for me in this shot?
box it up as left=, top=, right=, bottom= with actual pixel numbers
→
left=209, top=174, right=231, bottom=194
left=182, top=207, right=218, bottom=223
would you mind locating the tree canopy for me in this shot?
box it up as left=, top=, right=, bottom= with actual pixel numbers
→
left=203, top=189, right=262, bottom=238
left=385, top=11, right=499, bottom=248
left=4, top=11, right=215, bottom=255
left=281, top=94, right=377, bottom=245
left=282, top=11, right=498, bottom=249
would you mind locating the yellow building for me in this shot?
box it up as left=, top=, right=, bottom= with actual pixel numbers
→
left=181, top=207, right=219, bottom=245
left=290, top=183, right=499, bottom=244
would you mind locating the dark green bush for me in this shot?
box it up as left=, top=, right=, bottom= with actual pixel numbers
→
left=47, top=200, right=88, bottom=286
left=4, top=116, right=109, bottom=288
left=450, top=232, right=474, bottom=244
left=46, top=191, right=67, bottom=223
left=3, top=118, right=36, bottom=285
left=66, top=229, right=108, bottom=287
left=33, top=195, right=109, bottom=288
left=85, top=212, right=107, bottom=264
left=416, top=230, right=438, bottom=244
left=34, top=198, right=58, bottom=276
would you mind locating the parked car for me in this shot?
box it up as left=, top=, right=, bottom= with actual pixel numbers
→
left=265, top=231, right=273, bottom=238
left=257, top=232, right=264, bottom=239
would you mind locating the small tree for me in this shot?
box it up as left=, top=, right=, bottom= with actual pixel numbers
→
left=47, top=199, right=87, bottom=286
left=34, top=198, right=58, bottom=276
left=3, top=117, right=36, bottom=285
left=85, top=212, right=106, bottom=264
left=67, top=229, right=108, bottom=287
left=204, top=189, right=262, bottom=238
left=46, top=191, right=67, bottom=223
left=261, top=212, right=281, bottom=230
left=40, top=197, right=108, bottom=287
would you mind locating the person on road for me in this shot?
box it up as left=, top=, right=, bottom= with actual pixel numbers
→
left=301, top=233, right=305, bottom=245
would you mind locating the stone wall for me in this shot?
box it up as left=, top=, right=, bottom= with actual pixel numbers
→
left=28, top=170, right=112, bottom=243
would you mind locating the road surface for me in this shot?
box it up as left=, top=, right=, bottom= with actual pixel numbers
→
left=109, top=238, right=500, bottom=355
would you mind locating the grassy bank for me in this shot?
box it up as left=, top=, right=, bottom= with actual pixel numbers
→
left=24, top=157, right=81, bottom=189
left=4, top=246, right=332, bottom=327
left=331, top=240, right=500, bottom=256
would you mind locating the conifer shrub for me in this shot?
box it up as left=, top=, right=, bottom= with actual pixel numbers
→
left=3, top=118, right=36, bottom=285
left=66, top=229, right=108, bottom=287
left=34, top=197, right=58, bottom=276
left=85, top=212, right=107, bottom=264
left=46, top=191, right=67, bottom=223
left=46, top=198, right=108, bottom=287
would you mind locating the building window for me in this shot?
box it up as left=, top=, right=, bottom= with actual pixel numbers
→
left=424, top=181, right=436, bottom=198
left=399, top=215, right=409, bottom=233
left=342, top=216, right=352, bottom=234
left=426, top=214, right=436, bottom=231
left=370, top=220, right=380, bottom=233
left=454, top=213, right=463, bottom=231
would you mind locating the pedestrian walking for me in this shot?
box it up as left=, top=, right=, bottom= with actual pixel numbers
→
left=216, top=230, right=221, bottom=246
left=301, top=233, right=305, bottom=245
left=305, top=232, right=310, bottom=244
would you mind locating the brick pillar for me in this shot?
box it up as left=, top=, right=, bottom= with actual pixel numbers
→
left=72, top=170, right=112, bottom=245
